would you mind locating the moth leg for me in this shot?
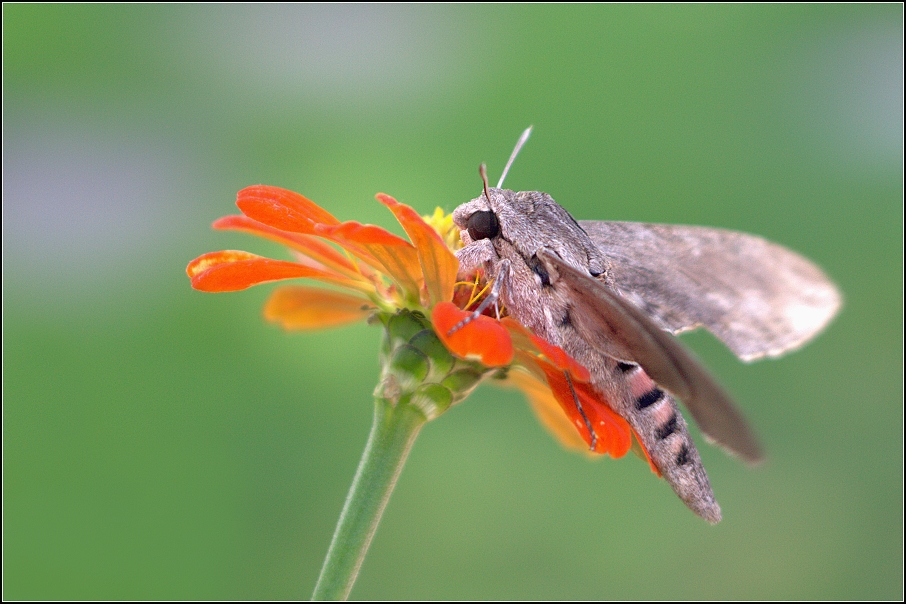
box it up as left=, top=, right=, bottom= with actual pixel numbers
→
left=564, top=370, right=598, bottom=451
left=448, top=259, right=511, bottom=335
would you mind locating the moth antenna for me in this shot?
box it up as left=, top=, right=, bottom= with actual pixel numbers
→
left=448, top=260, right=510, bottom=336
left=564, top=370, right=598, bottom=452
left=479, top=163, right=492, bottom=204
left=497, top=125, right=533, bottom=188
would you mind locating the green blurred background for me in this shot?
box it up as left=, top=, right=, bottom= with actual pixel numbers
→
left=4, top=5, right=902, bottom=599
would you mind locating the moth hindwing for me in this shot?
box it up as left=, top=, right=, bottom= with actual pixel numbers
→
left=452, top=187, right=840, bottom=523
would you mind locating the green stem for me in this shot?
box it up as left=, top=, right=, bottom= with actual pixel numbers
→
left=311, top=398, right=427, bottom=600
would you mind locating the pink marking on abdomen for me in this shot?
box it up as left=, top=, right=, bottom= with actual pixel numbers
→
left=627, top=367, right=656, bottom=399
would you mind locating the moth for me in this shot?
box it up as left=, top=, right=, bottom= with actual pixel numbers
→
left=451, top=129, right=841, bottom=523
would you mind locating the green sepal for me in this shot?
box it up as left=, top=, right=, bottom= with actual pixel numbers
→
left=442, top=369, right=486, bottom=404
left=375, top=309, right=499, bottom=421
left=409, top=328, right=456, bottom=380
left=388, top=344, right=430, bottom=392
left=410, top=383, right=454, bottom=420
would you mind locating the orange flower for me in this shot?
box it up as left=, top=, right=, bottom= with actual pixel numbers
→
left=187, top=185, right=656, bottom=468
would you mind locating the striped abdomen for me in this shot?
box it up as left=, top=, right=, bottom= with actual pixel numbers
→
left=603, top=360, right=721, bottom=523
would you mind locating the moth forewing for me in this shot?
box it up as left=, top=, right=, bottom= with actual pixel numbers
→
left=578, top=221, right=842, bottom=361
left=452, top=185, right=839, bottom=522
left=537, top=248, right=763, bottom=463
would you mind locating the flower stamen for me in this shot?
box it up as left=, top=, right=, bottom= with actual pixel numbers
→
left=467, top=279, right=491, bottom=309
left=447, top=264, right=508, bottom=336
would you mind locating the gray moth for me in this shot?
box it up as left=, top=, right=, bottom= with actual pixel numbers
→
left=451, top=141, right=841, bottom=524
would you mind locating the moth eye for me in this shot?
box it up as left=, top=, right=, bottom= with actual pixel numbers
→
left=466, top=210, right=500, bottom=241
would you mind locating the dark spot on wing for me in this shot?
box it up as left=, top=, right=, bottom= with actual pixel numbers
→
left=676, top=443, right=690, bottom=466
left=559, top=307, right=572, bottom=328
left=617, top=361, right=637, bottom=373
left=655, top=414, right=677, bottom=440
left=635, top=386, right=663, bottom=409
left=528, top=254, right=551, bottom=287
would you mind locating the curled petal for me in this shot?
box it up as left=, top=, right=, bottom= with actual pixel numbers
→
left=513, top=362, right=659, bottom=469
left=321, top=221, right=412, bottom=247
left=536, top=359, right=632, bottom=458
left=499, top=317, right=537, bottom=350
left=378, top=194, right=458, bottom=306
left=501, top=318, right=591, bottom=382
left=264, top=286, right=373, bottom=330
left=506, top=369, right=589, bottom=453
left=317, top=221, right=423, bottom=299
left=528, top=334, right=591, bottom=382
left=431, top=302, right=513, bottom=367
left=212, top=215, right=369, bottom=279
left=187, top=250, right=356, bottom=292
left=236, top=185, right=340, bottom=233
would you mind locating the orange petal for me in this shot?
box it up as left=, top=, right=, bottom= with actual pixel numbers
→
left=318, top=221, right=423, bottom=299
left=431, top=302, right=513, bottom=367
left=500, top=318, right=591, bottom=382
left=187, top=250, right=356, bottom=292
left=263, top=286, right=373, bottom=330
left=536, top=359, right=632, bottom=458
left=528, top=334, right=591, bottom=382
left=321, top=221, right=412, bottom=247
left=500, top=317, right=537, bottom=350
left=212, top=215, right=368, bottom=279
left=506, top=369, right=590, bottom=453
left=377, top=194, right=458, bottom=306
left=235, top=185, right=340, bottom=234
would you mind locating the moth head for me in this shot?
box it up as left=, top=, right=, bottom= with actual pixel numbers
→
left=465, top=209, right=499, bottom=241
left=452, top=188, right=608, bottom=279
left=451, top=187, right=510, bottom=246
